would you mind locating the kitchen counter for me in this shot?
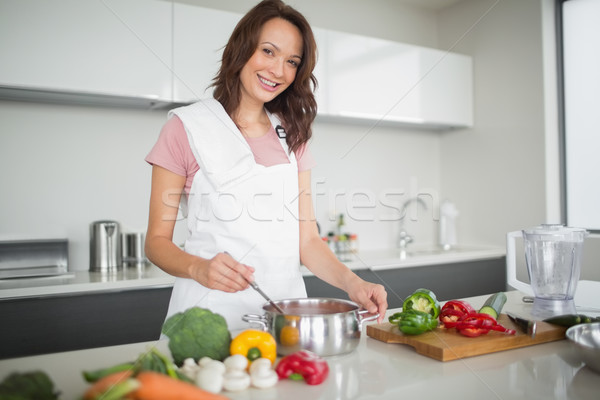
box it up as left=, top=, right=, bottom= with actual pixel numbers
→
left=0, top=246, right=505, bottom=300
left=0, top=262, right=175, bottom=300
left=328, top=245, right=506, bottom=271
left=1, top=289, right=598, bottom=400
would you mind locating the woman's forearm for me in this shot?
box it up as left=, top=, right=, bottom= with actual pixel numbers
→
left=145, top=234, right=207, bottom=280
left=300, top=235, right=362, bottom=292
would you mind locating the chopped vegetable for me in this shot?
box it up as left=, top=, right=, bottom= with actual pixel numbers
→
left=230, top=329, right=277, bottom=365
left=275, top=350, right=329, bottom=385
left=402, top=288, right=441, bottom=318
left=442, top=300, right=476, bottom=315
left=389, top=310, right=438, bottom=335
left=439, top=308, right=467, bottom=328
left=161, top=307, right=232, bottom=366
left=130, top=371, right=228, bottom=400
left=455, top=313, right=516, bottom=337
left=0, top=371, right=59, bottom=400
left=478, top=292, right=507, bottom=319
left=439, top=300, right=476, bottom=328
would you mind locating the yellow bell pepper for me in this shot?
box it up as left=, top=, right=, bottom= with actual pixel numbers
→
left=230, top=329, right=277, bottom=365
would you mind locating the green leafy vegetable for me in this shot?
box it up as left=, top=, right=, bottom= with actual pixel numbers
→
left=0, top=371, right=59, bottom=400
left=161, top=307, right=232, bottom=366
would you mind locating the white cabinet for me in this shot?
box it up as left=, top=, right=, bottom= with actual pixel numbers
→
left=318, top=30, right=473, bottom=129
left=0, top=0, right=172, bottom=101
left=0, top=1, right=472, bottom=128
left=312, top=28, right=330, bottom=115
left=172, top=4, right=241, bottom=103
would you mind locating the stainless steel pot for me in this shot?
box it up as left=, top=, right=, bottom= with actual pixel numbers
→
left=243, top=298, right=378, bottom=357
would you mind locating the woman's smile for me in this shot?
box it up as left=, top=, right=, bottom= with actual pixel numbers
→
left=258, top=74, right=279, bottom=90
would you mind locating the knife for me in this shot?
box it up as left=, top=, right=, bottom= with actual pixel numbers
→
left=507, top=312, right=537, bottom=339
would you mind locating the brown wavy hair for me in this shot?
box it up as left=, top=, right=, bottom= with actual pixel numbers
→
left=211, top=0, right=318, bottom=154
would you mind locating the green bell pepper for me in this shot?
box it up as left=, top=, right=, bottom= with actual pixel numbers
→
left=388, top=310, right=438, bottom=335
left=402, top=288, right=441, bottom=318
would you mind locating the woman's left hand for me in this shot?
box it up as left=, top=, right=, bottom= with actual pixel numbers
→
left=347, top=278, right=388, bottom=323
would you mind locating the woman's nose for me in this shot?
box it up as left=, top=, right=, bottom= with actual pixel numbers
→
left=269, top=57, right=285, bottom=77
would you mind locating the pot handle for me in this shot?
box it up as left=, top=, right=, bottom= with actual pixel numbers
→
left=357, top=309, right=379, bottom=327
left=242, top=313, right=269, bottom=331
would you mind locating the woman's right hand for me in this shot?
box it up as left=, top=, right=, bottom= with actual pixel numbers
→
left=189, top=252, right=255, bottom=293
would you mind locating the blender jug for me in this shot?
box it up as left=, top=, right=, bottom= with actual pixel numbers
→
left=506, top=224, right=588, bottom=317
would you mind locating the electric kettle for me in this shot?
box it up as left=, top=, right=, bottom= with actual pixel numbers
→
left=90, top=220, right=122, bottom=271
left=506, top=224, right=588, bottom=317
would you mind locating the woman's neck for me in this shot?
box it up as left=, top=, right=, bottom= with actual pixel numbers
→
left=233, top=103, right=271, bottom=138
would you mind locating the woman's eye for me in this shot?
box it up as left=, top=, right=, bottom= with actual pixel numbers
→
left=288, top=59, right=299, bottom=68
left=262, top=48, right=273, bottom=56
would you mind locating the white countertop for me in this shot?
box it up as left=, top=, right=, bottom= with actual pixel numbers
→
left=336, top=245, right=506, bottom=271
left=0, top=246, right=505, bottom=300
left=0, top=263, right=176, bottom=300
left=1, top=289, right=598, bottom=400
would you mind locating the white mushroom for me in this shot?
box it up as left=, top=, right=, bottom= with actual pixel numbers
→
left=249, top=358, right=278, bottom=389
left=196, top=366, right=225, bottom=394
left=223, top=369, right=251, bottom=392
left=224, top=354, right=249, bottom=371
left=197, top=356, right=213, bottom=368
left=179, top=357, right=201, bottom=380
left=202, top=359, right=226, bottom=375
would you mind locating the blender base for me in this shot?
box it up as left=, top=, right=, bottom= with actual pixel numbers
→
left=531, top=298, right=577, bottom=319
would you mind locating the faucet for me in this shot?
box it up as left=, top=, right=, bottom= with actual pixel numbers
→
left=397, top=197, right=428, bottom=250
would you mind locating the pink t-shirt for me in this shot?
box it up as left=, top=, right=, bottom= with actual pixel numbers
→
left=146, top=116, right=316, bottom=194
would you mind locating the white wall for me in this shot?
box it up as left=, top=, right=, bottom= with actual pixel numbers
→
left=438, top=0, right=547, bottom=244
left=437, top=0, right=599, bottom=280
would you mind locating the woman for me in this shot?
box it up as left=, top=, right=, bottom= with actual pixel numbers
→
left=145, top=0, right=387, bottom=330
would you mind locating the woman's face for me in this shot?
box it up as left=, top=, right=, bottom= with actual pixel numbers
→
left=239, top=18, right=303, bottom=106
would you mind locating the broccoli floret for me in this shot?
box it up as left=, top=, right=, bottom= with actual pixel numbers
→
left=0, top=371, right=59, bottom=400
left=161, top=307, right=232, bottom=366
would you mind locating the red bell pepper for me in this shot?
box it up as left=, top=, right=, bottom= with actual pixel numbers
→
left=275, top=350, right=329, bottom=385
left=455, top=313, right=516, bottom=337
left=441, top=300, right=476, bottom=315
left=439, top=300, right=477, bottom=328
left=439, top=308, right=466, bottom=328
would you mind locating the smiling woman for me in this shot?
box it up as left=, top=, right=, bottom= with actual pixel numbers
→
left=144, top=0, right=388, bottom=331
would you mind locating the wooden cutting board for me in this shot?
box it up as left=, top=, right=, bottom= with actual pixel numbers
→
left=366, top=314, right=566, bottom=361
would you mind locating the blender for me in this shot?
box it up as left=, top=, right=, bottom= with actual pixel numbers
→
left=506, top=224, right=588, bottom=318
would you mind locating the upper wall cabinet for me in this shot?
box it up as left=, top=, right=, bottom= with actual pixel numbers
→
left=0, top=0, right=172, bottom=104
left=0, top=1, right=472, bottom=128
left=172, top=4, right=241, bottom=103
left=317, top=30, right=473, bottom=129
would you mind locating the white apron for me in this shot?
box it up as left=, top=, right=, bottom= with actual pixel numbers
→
left=164, top=99, right=307, bottom=331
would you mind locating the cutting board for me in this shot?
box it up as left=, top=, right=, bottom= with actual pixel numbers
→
left=366, top=314, right=566, bottom=361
